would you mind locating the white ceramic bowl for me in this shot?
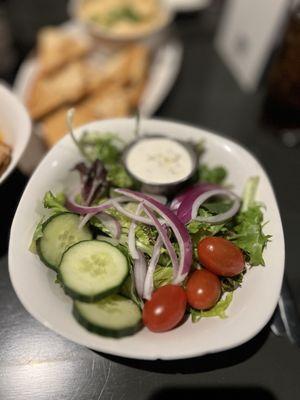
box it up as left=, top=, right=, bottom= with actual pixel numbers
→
left=69, top=0, right=174, bottom=43
left=8, top=118, right=284, bottom=360
left=0, top=83, right=31, bottom=184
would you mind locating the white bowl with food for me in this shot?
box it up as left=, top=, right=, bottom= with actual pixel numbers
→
left=69, top=0, right=174, bottom=43
left=9, top=118, right=284, bottom=360
left=0, top=83, right=31, bottom=184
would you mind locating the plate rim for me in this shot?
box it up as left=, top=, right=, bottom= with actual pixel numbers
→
left=0, top=83, right=31, bottom=185
left=8, top=117, right=285, bottom=360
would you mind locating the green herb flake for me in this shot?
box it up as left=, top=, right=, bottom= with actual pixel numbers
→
left=102, top=6, right=142, bottom=27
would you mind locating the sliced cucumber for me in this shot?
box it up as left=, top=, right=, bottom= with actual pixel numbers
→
left=73, top=294, right=142, bottom=338
left=37, top=213, right=92, bottom=271
left=59, top=240, right=128, bottom=302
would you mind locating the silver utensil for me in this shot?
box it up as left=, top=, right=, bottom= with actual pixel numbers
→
left=271, top=277, right=300, bottom=346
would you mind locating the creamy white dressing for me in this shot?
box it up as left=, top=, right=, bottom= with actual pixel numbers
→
left=125, top=138, right=193, bottom=184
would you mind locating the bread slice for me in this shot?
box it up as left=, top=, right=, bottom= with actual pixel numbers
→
left=84, top=44, right=149, bottom=93
left=122, top=45, right=150, bottom=108
left=37, top=27, right=92, bottom=76
left=27, top=61, right=87, bottom=120
left=41, top=84, right=131, bottom=147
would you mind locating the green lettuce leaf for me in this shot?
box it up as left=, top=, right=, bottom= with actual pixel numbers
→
left=202, top=200, right=233, bottom=214
left=89, top=216, right=111, bottom=236
left=107, top=163, right=134, bottom=188
left=231, top=206, right=271, bottom=266
left=43, top=191, right=67, bottom=213
left=198, top=164, right=227, bottom=184
left=78, top=132, right=122, bottom=164
left=221, top=273, right=244, bottom=292
left=30, top=191, right=67, bottom=253
left=29, top=217, right=46, bottom=253
left=230, top=177, right=271, bottom=266
left=187, top=209, right=228, bottom=258
left=107, top=206, right=157, bottom=256
left=77, top=132, right=135, bottom=188
left=153, top=266, right=173, bottom=289
left=190, top=292, right=233, bottom=322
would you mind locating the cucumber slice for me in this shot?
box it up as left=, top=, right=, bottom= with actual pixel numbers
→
left=37, top=213, right=92, bottom=271
left=73, top=294, right=142, bottom=337
left=59, top=240, right=128, bottom=302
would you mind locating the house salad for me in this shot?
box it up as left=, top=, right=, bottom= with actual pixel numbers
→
left=30, top=115, right=270, bottom=338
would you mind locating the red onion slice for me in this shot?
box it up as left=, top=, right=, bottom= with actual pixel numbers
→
left=142, top=205, right=179, bottom=275
left=115, top=189, right=192, bottom=284
left=128, top=203, right=143, bottom=259
left=97, top=212, right=121, bottom=239
left=66, top=195, right=128, bottom=215
left=78, top=213, right=95, bottom=230
left=176, top=183, right=220, bottom=223
left=111, top=200, right=154, bottom=225
left=143, top=236, right=163, bottom=300
left=134, top=250, right=147, bottom=300
left=78, top=212, right=121, bottom=239
left=96, top=235, right=120, bottom=246
left=191, top=189, right=240, bottom=223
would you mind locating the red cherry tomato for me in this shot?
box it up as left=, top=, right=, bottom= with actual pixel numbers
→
left=143, top=285, right=187, bottom=332
left=197, top=237, right=244, bottom=277
left=186, top=269, right=221, bottom=310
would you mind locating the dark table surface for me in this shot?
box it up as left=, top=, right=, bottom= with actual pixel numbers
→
left=1, top=2, right=300, bottom=399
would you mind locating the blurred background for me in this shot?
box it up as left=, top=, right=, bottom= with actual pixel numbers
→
left=1, top=0, right=300, bottom=144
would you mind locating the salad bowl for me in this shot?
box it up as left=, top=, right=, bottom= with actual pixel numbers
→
left=9, top=118, right=284, bottom=360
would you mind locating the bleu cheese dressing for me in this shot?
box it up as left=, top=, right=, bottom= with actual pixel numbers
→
left=125, top=137, right=193, bottom=184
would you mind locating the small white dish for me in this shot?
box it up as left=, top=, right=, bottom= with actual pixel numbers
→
left=0, top=83, right=31, bottom=184
left=9, top=118, right=284, bottom=360
left=69, top=0, right=174, bottom=43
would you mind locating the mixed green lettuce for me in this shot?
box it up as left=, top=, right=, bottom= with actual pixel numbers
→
left=185, top=174, right=270, bottom=322
left=231, top=177, right=271, bottom=266
left=31, top=130, right=271, bottom=327
left=43, top=191, right=67, bottom=213
left=190, top=292, right=233, bottom=322
left=30, top=191, right=68, bottom=253
left=78, top=132, right=134, bottom=188
left=198, top=164, right=227, bottom=184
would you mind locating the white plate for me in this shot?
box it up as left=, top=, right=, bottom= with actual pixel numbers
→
left=0, top=83, right=31, bottom=185
left=165, top=0, right=211, bottom=12
left=13, top=29, right=182, bottom=175
left=9, top=118, right=284, bottom=360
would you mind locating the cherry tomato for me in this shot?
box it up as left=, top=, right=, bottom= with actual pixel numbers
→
left=186, top=269, right=221, bottom=310
left=143, top=285, right=187, bottom=332
left=197, top=237, right=244, bottom=277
